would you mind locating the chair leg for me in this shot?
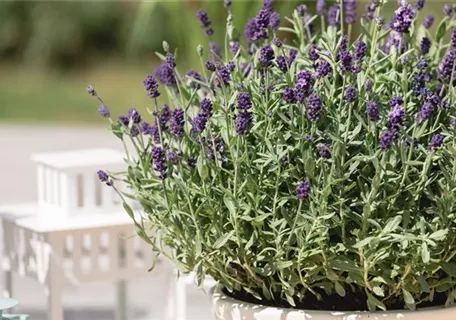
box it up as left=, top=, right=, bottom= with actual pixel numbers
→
left=175, top=273, right=189, bottom=320
left=47, top=274, right=63, bottom=320
left=3, top=269, right=13, bottom=298
left=115, top=280, right=128, bottom=320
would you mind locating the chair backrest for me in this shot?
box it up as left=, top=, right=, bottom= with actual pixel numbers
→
left=31, top=148, right=125, bottom=217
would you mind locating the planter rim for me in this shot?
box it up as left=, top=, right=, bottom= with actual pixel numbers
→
left=211, top=285, right=456, bottom=319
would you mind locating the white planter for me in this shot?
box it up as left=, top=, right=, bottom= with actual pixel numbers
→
left=211, top=285, right=456, bottom=320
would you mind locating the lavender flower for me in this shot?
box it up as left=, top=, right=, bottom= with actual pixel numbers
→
left=168, top=151, right=180, bottom=165
left=224, top=0, right=232, bottom=8
left=391, top=2, right=415, bottom=33
left=144, top=75, right=160, bottom=98
left=387, top=105, right=405, bottom=131
left=170, top=108, right=184, bottom=137
left=317, top=61, right=332, bottom=78
left=245, top=19, right=259, bottom=44
left=452, top=28, right=456, bottom=47
left=196, top=10, right=211, bottom=28
left=118, top=115, right=129, bottom=126
left=416, top=58, right=428, bottom=70
left=269, top=12, right=281, bottom=31
left=127, top=108, right=141, bottom=124
left=317, top=143, right=331, bottom=158
left=307, top=94, right=322, bottom=121
left=297, top=5, right=307, bottom=17
left=237, top=93, right=252, bottom=110
left=296, top=71, right=314, bottom=97
left=235, top=112, right=253, bottom=135
left=416, top=102, right=435, bottom=124
left=438, top=50, right=456, bottom=79
left=231, top=41, right=240, bottom=55
left=283, top=87, right=296, bottom=103
left=354, top=39, right=367, bottom=61
left=390, top=96, right=404, bottom=107
left=155, top=61, right=176, bottom=87
left=415, top=0, right=424, bottom=10
left=380, top=130, right=395, bottom=150
left=308, top=44, right=319, bottom=61
left=345, top=87, right=358, bottom=103
left=280, top=155, right=288, bottom=168
left=98, top=104, right=110, bottom=118
left=420, top=37, right=431, bottom=55
left=152, top=146, right=167, bottom=179
left=259, top=45, right=275, bottom=68
left=444, top=4, right=453, bottom=16
left=166, top=53, right=176, bottom=68
left=288, top=49, right=298, bottom=64
left=209, top=42, right=222, bottom=61
left=296, top=180, right=311, bottom=200
left=344, top=0, right=357, bottom=24
left=339, top=51, right=353, bottom=73
left=192, top=113, right=208, bottom=133
left=429, top=134, right=444, bottom=150
left=423, top=15, right=434, bottom=29
left=272, top=37, right=282, bottom=48
left=186, top=70, right=203, bottom=89
left=201, top=98, right=213, bottom=116
left=276, top=56, right=288, bottom=72
left=255, top=8, right=271, bottom=37
left=451, top=118, right=456, bottom=130
left=328, top=4, right=340, bottom=26
left=367, top=101, right=380, bottom=121
left=205, top=61, right=216, bottom=72
left=317, top=0, right=326, bottom=15
left=86, top=85, right=96, bottom=96
left=97, top=170, right=108, bottom=183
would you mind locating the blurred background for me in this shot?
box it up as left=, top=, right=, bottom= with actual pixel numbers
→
left=0, top=1, right=448, bottom=319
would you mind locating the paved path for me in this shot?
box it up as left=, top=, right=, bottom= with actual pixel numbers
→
left=0, top=124, right=213, bottom=320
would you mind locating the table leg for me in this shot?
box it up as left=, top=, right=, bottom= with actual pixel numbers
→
left=175, top=274, right=187, bottom=320
left=47, top=272, right=64, bottom=320
left=115, top=280, right=127, bottom=320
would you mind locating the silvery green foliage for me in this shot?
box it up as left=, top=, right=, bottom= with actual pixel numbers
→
left=91, top=0, right=456, bottom=312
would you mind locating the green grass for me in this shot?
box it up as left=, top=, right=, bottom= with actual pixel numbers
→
left=0, top=61, right=167, bottom=124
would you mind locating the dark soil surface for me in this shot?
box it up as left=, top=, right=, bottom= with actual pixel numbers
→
left=224, top=287, right=448, bottom=311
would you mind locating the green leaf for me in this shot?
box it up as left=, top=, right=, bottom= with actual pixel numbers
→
left=429, top=229, right=448, bottom=241
left=421, top=242, right=430, bottom=263
left=441, top=262, right=456, bottom=277
left=402, top=289, right=416, bottom=310
left=213, top=231, right=235, bottom=249
left=353, top=237, right=374, bottom=249
left=436, top=19, right=448, bottom=42
left=366, top=292, right=386, bottom=311
left=123, top=201, right=134, bottom=219
left=335, top=282, right=346, bottom=297
left=373, top=286, right=384, bottom=297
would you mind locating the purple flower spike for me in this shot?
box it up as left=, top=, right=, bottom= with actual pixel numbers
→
left=308, top=44, right=319, bottom=61
left=86, top=85, right=96, bottom=96
left=444, top=4, right=453, bottom=17
left=416, top=102, right=435, bottom=124
left=144, top=75, right=160, bottom=98
left=391, top=2, right=415, bottom=33
left=154, top=61, right=176, bottom=87
left=328, top=4, right=340, bottom=26
left=259, top=45, right=275, bottom=68
left=196, top=10, right=211, bottom=28
left=452, top=28, right=456, bottom=47
left=272, top=37, right=282, bottom=48
left=296, top=180, right=311, bottom=200
left=317, top=61, right=332, bottom=78
left=450, top=118, right=456, bottom=130
left=354, top=40, right=367, bottom=61
left=283, top=88, right=296, bottom=103
left=97, top=170, right=108, bottom=182
left=98, top=104, right=110, bottom=118
left=367, top=101, right=380, bottom=122
left=170, top=108, right=185, bottom=137
left=297, top=4, right=307, bottom=17
left=276, top=56, right=288, bottom=72
left=317, top=0, right=326, bottom=16
left=380, top=130, right=395, bottom=150
left=317, top=143, right=331, bottom=159
left=345, top=86, right=358, bottom=103
left=344, top=0, right=357, bottom=24
left=387, top=105, right=405, bottom=131
left=224, top=0, right=232, bottom=8
left=429, top=134, right=444, bottom=150
left=269, top=12, right=281, bottom=31
left=152, top=146, right=167, bottom=179
left=127, top=108, right=141, bottom=124
left=420, top=37, right=431, bottom=55
left=166, top=53, right=176, bottom=68
left=415, top=0, right=425, bottom=10
left=307, top=94, right=322, bottom=122
left=237, top=93, right=252, bottom=110
left=205, top=61, right=216, bottom=72
left=235, top=112, right=253, bottom=136
left=423, top=15, right=434, bottom=29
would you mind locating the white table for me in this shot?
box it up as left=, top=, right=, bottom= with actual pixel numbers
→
left=1, top=204, right=173, bottom=320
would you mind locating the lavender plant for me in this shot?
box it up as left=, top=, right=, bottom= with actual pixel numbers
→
left=88, top=0, right=456, bottom=312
